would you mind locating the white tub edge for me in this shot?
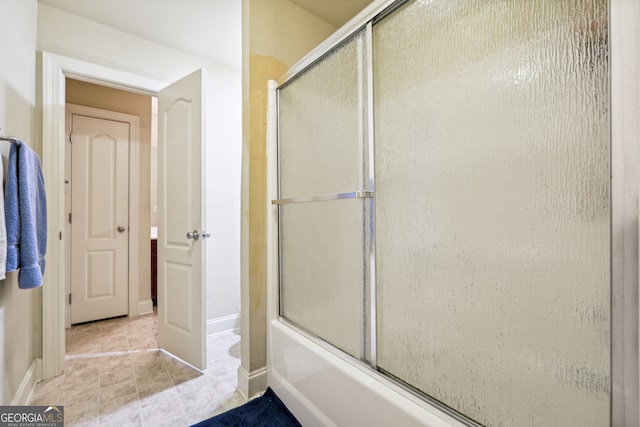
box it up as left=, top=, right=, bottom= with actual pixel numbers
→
left=267, top=319, right=466, bottom=427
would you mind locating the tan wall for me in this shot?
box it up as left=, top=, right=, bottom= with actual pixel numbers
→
left=65, top=78, right=153, bottom=303
left=240, top=0, right=338, bottom=398
left=0, top=0, right=39, bottom=405
left=248, top=0, right=336, bottom=64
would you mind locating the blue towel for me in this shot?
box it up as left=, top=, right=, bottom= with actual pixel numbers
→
left=6, top=143, right=19, bottom=272
left=5, top=141, right=47, bottom=289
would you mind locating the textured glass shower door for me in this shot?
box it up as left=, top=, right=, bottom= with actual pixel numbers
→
left=277, top=30, right=371, bottom=361
left=373, top=1, right=610, bottom=426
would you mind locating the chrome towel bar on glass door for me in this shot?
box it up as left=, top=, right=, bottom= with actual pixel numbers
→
left=272, top=191, right=374, bottom=205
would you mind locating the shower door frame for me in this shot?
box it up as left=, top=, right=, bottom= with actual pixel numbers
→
left=266, top=0, right=640, bottom=425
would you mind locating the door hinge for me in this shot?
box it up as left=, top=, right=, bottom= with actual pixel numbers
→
left=59, top=231, right=62, bottom=240
left=69, top=133, right=73, bottom=143
left=68, top=293, right=72, bottom=305
left=68, top=212, right=72, bottom=224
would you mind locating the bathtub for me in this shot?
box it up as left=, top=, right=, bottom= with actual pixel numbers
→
left=267, top=318, right=466, bottom=427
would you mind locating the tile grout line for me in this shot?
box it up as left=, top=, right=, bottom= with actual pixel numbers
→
left=157, top=349, right=191, bottom=425
left=125, top=317, right=147, bottom=427
left=93, top=328, right=103, bottom=426
left=55, top=326, right=76, bottom=407
left=95, top=324, right=103, bottom=427
left=53, top=367, right=65, bottom=407
left=150, top=311, right=191, bottom=426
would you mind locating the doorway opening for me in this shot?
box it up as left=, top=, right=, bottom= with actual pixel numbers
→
left=41, top=53, right=208, bottom=379
left=63, top=79, right=155, bottom=328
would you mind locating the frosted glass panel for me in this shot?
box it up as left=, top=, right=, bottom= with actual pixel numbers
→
left=277, top=29, right=370, bottom=361
left=374, top=1, right=610, bottom=426
left=278, top=30, right=367, bottom=198
left=279, top=199, right=365, bottom=359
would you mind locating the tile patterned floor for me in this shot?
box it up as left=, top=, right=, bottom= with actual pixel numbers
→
left=28, top=311, right=245, bottom=426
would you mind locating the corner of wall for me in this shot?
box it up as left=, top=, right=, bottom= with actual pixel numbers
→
left=237, top=365, right=267, bottom=400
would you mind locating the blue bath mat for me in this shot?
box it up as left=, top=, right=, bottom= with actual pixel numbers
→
left=192, top=387, right=301, bottom=427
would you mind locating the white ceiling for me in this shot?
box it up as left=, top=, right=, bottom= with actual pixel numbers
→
left=37, top=0, right=374, bottom=70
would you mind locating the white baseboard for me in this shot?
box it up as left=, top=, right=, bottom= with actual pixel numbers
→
left=12, top=358, right=42, bottom=405
left=138, top=299, right=154, bottom=316
left=207, top=313, right=240, bottom=336
left=237, top=365, right=267, bottom=400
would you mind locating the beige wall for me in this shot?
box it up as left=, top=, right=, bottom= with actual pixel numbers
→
left=248, top=0, right=336, bottom=64
left=65, top=78, right=153, bottom=304
left=0, top=0, right=40, bottom=405
left=240, top=0, right=338, bottom=398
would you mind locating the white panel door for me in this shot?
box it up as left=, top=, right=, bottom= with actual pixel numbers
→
left=157, top=69, right=206, bottom=370
left=70, top=115, right=129, bottom=324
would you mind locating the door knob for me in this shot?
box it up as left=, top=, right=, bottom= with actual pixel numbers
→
left=201, top=231, right=211, bottom=239
left=186, top=230, right=200, bottom=241
left=117, top=226, right=126, bottom=233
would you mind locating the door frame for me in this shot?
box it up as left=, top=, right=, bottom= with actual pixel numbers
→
left=41, top=51, right=166, bottom=379
left=64, top=103, right=141, bottom=328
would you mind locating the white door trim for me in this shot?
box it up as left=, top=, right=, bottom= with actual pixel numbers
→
left=41, top=51, right=166, bottom=379
left=65, top=104, right=141, bottom=328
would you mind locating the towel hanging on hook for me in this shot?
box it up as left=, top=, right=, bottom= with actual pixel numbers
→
left=5, top=138, right=47, bottom=288
left=0, top=128, right=20, bottom=144
left=0, top=128, right=47, bottom=287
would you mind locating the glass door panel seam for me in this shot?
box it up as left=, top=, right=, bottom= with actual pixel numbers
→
left=366, top=21, right=378, bottom=369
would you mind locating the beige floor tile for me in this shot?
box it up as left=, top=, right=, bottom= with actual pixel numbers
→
left=99, top=353, right=132, bottom=372
left=128, top=337, right=157, bottom=350
left=63, top=400, right=99, bottom=426
left=133, top=357, right=169, bottom=378
left=217, top=390, right=246, bottom=412
left=138, top=387, right=180, bottom=407
left=100, top=377, right=137, bottom=402
left=99, top=402, right=143, bottom=427
left=140, top=392, right=187, bottom=427
left=28, top=375, right=64, bottom=405
left=30, top=312, right=244, bottom=427
left=130, top=349, right=165, bottom=368
left=58, top=390, right=99, bottom=407
left=99, top=387, right=139, bottom=416
left=179, top=388, right=227, bottom=425
left=174, top=373, right=213, bottom=396
left=162, top=353, right=202, bottom=384
left=73, top=323, right=101, bottom=337
left=65, top=358, right=100, bottom=381
left=204, top=358, right=239, bottom=380
left=100, top=317, right=126, bottom=330
left=100, top=367, right=134, bottom=387
left=60, top=377, right=99, bottom=403
left=136, top=374, right=175, bottom=399
left=68, top=343, right=101, bottom=356
left=101, top=333, right=129, bottom=352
